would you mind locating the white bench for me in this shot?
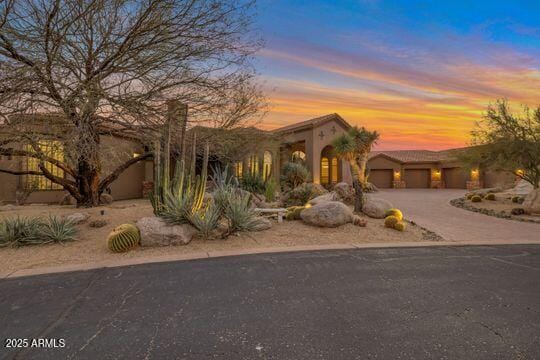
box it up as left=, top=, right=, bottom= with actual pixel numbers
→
left=254, top=208, right=287, bottom=223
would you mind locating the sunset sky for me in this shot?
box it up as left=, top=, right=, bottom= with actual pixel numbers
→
left=254, top=0, right=540, bottom=150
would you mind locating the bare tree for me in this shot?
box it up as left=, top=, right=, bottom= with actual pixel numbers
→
left=0, top=0, right=263, bottom=206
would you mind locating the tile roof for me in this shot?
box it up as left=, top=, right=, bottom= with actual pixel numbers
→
left=272, top=113, right=351, bottom=134
left=369, top=149, right=465, bottom=163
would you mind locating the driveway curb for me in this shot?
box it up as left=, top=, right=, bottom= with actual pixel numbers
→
left=2, top=239, right=540, bottom=279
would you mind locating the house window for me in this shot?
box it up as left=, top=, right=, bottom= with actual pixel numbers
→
left=331, top=157, right=338, bottom=183
left=321, top=157, right=329, bottom=184
left=262, top=151, right=272, bottom=180
left=248, top=154, right=259, bottom=175
left=25, top=141, right=64, bottom=190
left=234, top=161, right=243, bottom=179
left=291, top=150, right=306, bottom=162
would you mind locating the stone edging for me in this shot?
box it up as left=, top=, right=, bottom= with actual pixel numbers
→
left=449, top=197, right=540, bottom=224
left=3, top=240, right=540, bottom=280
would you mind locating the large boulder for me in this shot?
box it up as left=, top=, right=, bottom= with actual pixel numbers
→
left=59, top=194, right=77, bottom=206
left=308, top=192, right=340, bottom=205
left=137, top=217, right=197, bottom=246
left=523, top=188, right=540, bottom=215
left=100, top=193, right=114, bottom=205
left=510, top=180, right=534, bottom=196
left=300, top=201, right=353, bottom=227
left=250, top=217, right=273, bottom=231
left=362, top=196, right=393, bottom=219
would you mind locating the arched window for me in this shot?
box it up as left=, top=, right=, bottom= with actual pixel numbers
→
left=291, top=150, right=306, bottom=162
left=262, top=151, right=272, bottom=180
left=321, top=145, right=340, bottom=185
left=331, top=157, right=338, bottom=183
left=321, top=157, right=329, bottom=184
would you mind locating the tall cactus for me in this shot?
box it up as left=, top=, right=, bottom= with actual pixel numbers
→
left=150, top=101, right=210, bottom=224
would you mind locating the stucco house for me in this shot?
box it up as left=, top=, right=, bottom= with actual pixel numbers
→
left=235, top=113, right=515, bottom=190
left=0, top=112, right=518, bottom=204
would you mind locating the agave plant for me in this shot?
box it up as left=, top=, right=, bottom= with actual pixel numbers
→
left=188, top=202, right=222, bottom=239
left=0, top=216, right=76, bottom=247
left=225, top=192, right=266, bottom=233
left=41, top=216, right=77, bottom=244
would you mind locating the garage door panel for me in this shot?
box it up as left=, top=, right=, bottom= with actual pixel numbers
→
left=443, top=168, right=467, bottom=189
left=404, top=169, right=430, bottom=188
left=369, top=169, right=393, bottom=188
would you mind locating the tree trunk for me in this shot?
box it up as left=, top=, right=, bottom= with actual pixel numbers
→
left=357, top=153, right=369, bottom=187
left=348, top=159, right=364, bottom=213
left=77, top=160, right=101, bottom=207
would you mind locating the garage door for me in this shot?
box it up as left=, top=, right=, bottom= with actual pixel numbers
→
left=369, top=169, right=393, bottom=188
left=404, top=169, right=430, bottom=188
left=443, top=167, right=467, bottom=189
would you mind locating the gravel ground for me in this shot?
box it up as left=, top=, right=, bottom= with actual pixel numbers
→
left=0, top=199, right=433, bottom=274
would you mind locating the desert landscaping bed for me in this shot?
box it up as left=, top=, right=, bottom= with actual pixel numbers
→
left=0, top=199, right=440, bottom=275
left=450, top=196, right=540, bottom=224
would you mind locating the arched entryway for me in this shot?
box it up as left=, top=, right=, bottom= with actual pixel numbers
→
left=320, top=145, right=341, bottom=185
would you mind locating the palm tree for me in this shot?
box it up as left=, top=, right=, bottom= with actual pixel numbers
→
left=332, top=126, right=380, bottom=212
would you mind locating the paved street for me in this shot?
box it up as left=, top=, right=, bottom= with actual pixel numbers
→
left=377, top=189, right=540, bottom=242
left=1, top=245, right=539, bottom=359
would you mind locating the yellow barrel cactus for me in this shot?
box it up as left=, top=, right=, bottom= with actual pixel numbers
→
left=107, top=224, right=140, bottom=253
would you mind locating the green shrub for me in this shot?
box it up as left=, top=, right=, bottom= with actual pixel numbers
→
left=264, top=178, right=278, bottom=202
left=394, top=221, right=406, bottom=231
left=511, top=208, right=525, bottom=215
left=384, top=215, right=399, bottom=228
left=283, top=183, right=327, bottom=207
left=281, top=162, right=309, bottom=189
left=107, top=224, right=140, bottom=253
left=484, top=193, right=496, bottom=200
left=225, top=193, right=267, bottom=233
left=385, top=208, right=403, bottom=221
left=240, top=172, right=266, bottom=194
left=511, top=196, right=524, bottom=204
left=285, top=206, right=305, bottom=220
left=471, top=195, right=482, bottom=202
left=0, top=216, right=77, bottom=247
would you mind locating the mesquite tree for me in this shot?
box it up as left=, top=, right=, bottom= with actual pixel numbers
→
left=0, top=0, right=263, bottom=206
left=460, top=100, right=540, bottom=188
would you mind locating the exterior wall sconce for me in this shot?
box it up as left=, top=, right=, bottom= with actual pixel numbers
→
left=516, top=169, right=524, bottom=177
left=470, top=169, right=479, bottom=181
left=318, top=131, right=325, bottom=140
left=394, top=170, right=401, bottom=180
left=432, top=169, right=441, bottom=181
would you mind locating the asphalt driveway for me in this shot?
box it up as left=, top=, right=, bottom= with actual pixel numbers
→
left=377, top=189, right=539, bottom=242
left=1, top=245, right=539, bottom=359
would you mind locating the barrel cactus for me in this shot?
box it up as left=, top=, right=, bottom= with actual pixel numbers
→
left=385, top=208, right=403, bottom=221
left=466, top=193, right=474, bottom=200
left=471, top=195, right=482, bottom=202
left=285, top=206, right=305, bottom=220
left=511, top=196, right=524, bottom=204
left=384, top=215, right=399, bottom=228
left=394, top=222, right=406, bottom=231
left=484, top=193, right=495, bottom=200
left=107, top=224, right=140, bottom=253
